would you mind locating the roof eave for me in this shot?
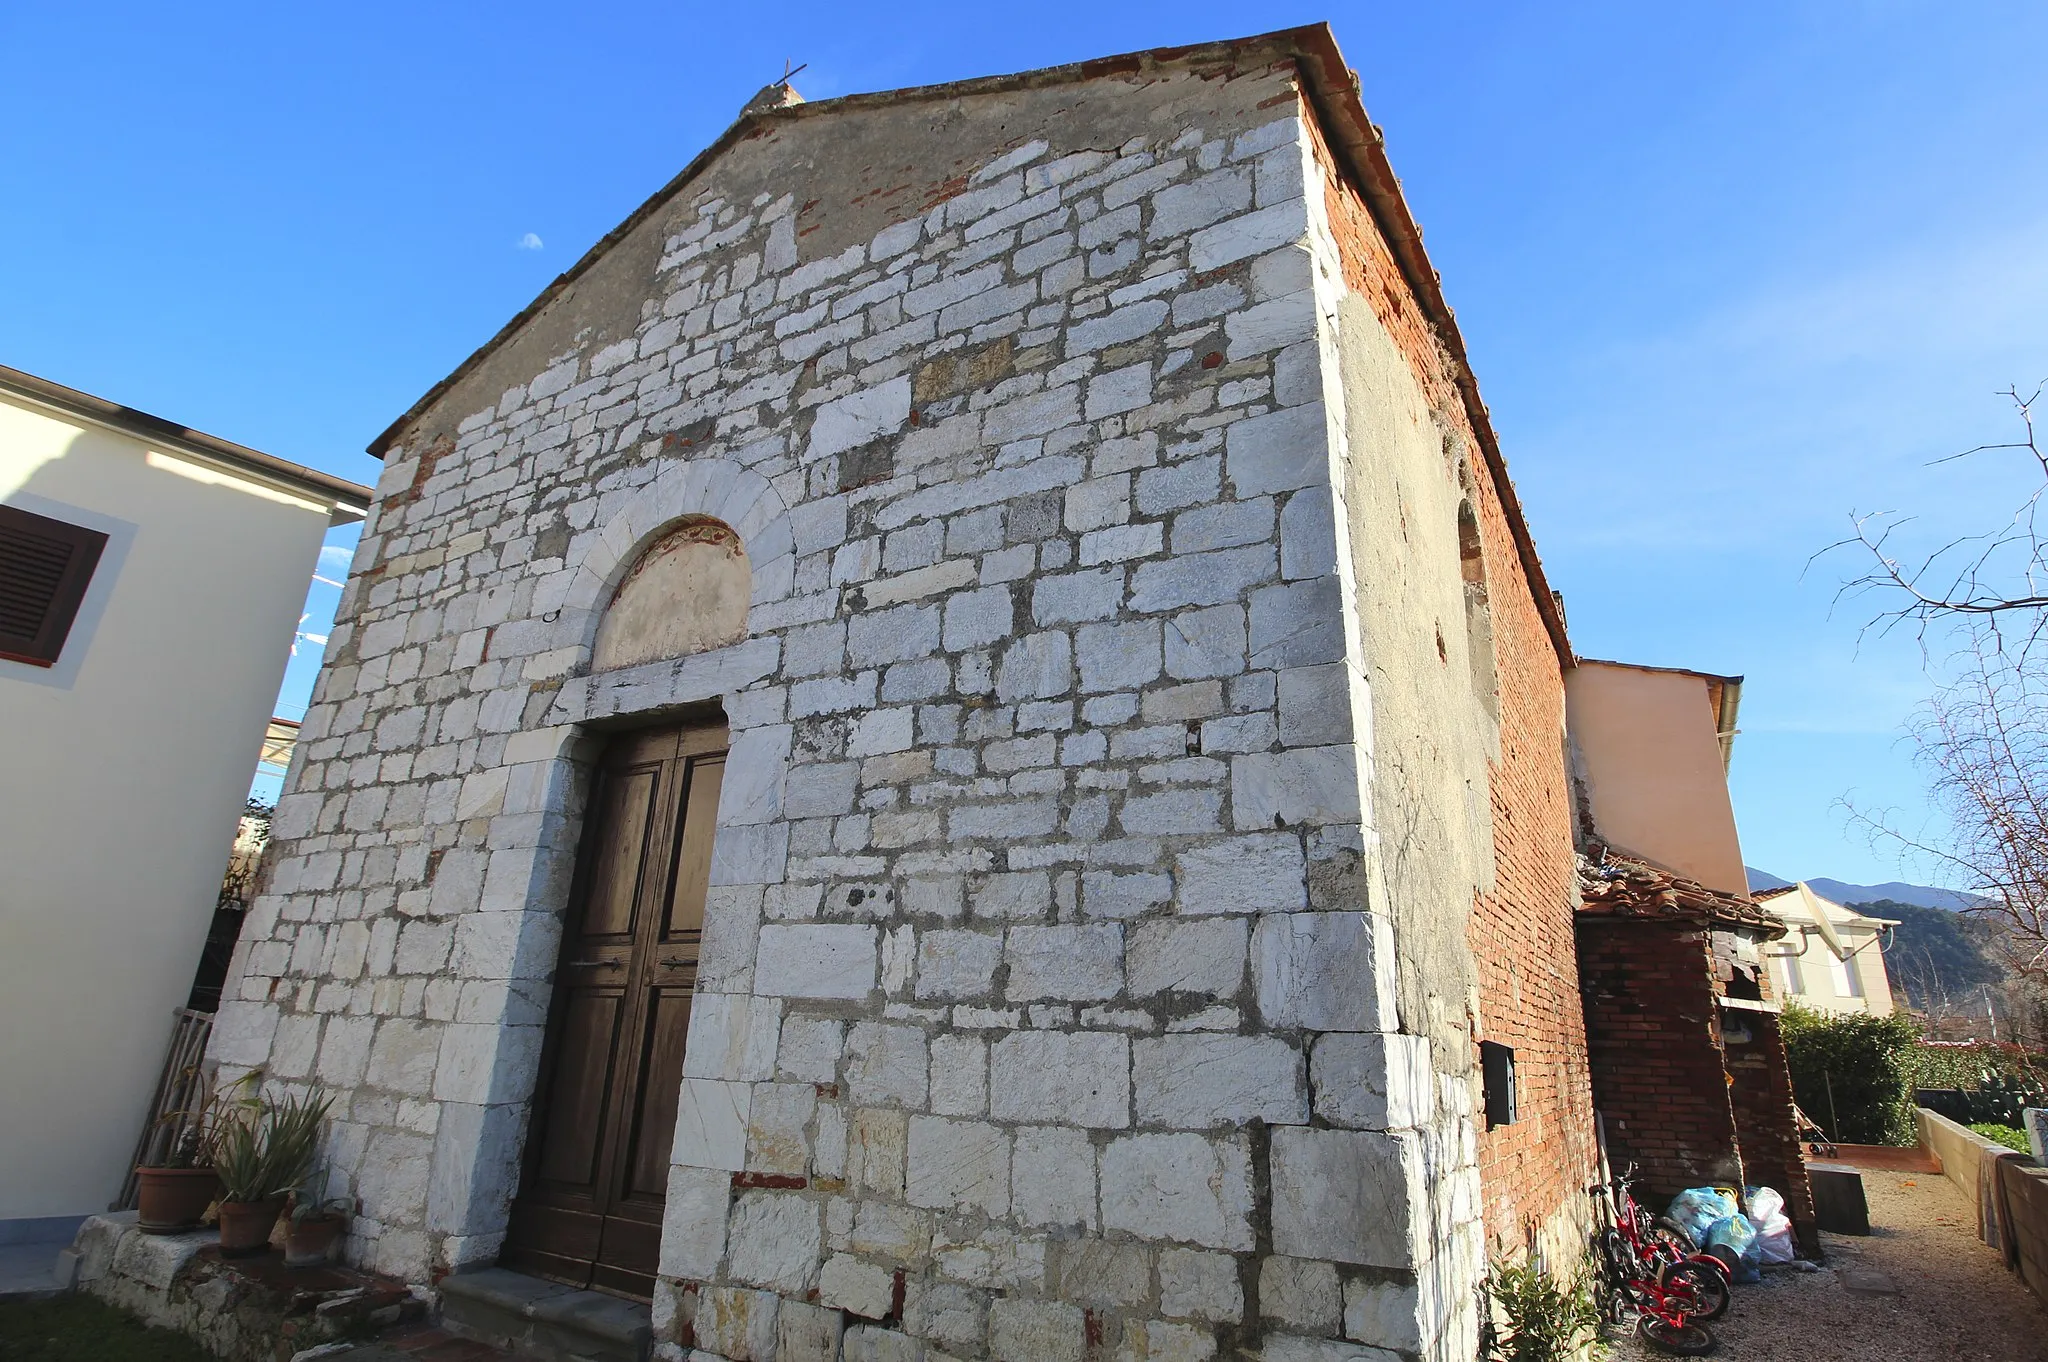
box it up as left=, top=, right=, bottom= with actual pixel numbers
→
left=0, top=363, right=372, bottom=525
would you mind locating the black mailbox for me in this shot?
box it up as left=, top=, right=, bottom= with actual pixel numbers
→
left=1481, top=1041, right=1517, bottom=1129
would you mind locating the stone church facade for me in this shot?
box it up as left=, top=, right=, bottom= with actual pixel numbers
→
left=213, top=26, right=1598, bottom=1361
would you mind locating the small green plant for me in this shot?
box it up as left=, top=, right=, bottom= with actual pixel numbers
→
left=1970, top=1121, right=2032, bottom=1153
left=142, top=1067, right=254, bottom=1170
left=215, top=1086, right=333, bottom=1203
left=290, top=1167, right=354, bottom=1224
left=1486, top=1258, right=1604, bottom=1362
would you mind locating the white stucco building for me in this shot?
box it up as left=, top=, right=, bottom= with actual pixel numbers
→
left=0, top=364, right=369, bottom=1238
left=1756, top=884, right=1899, bottom=1016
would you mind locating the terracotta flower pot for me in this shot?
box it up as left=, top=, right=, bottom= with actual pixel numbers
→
left=216, top=1197, right=286, bottom=1257
left=135, top=1166, right=220, bottom=1235
left=283, top=1214, right=345, bottom=1268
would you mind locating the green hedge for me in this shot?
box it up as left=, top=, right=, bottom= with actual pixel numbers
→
left=1781, top=1007, right=2048, bottom=1144
left=1780, top=1005, right=1922, bottom=1144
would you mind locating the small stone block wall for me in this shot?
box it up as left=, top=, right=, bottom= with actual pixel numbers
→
left=70, top=1213, right=423, bottom=1361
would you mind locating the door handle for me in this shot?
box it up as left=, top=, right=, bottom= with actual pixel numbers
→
left=565, top=959, right=623, bottom=970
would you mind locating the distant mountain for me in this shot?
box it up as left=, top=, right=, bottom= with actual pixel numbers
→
left=1743, top=867, right=1986, bottom=912
left=1855, top=899, right=2006, bottom=1008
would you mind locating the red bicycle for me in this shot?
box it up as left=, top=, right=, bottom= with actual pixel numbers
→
left=1610, top=1171, right=1731, bottom=1320
left=1592, top=1172, right=1721, bottom=1355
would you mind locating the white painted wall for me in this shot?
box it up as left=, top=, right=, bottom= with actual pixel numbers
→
left=0, top=393, right=338, bottom=1221
left=1566, top=661, right=1749, bottom=896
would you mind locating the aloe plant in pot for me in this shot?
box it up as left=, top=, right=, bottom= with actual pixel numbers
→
left=135, top=1070, right=229, bottom=1234
left=215, top=1086, right=332, bottom=1257
left=284, top=1170, right=354, bottom=1268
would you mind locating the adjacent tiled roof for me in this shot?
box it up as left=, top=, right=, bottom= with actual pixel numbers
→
left=1578, top=852, right=1785, bottom=938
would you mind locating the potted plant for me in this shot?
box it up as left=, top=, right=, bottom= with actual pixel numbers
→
left=135, top=1070, right=227, bottom=1234
left=215, top=1086, right=332, bottom=1257
left=283, top=1175, right=353, bottom=1268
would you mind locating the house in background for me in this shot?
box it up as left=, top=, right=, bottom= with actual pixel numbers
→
left=0, top=363, right=369, bottom=1244
left=1566, top=659, right=1819, bottom=1253
left=1755, top=884, right=1898, bottom=1017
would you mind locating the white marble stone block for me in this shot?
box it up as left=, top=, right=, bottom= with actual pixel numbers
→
left=672, top=1077, right=752, bottom=1172
left=1012, top=1124, right=1098, bottom=1230
left=1133, top=1034, right=1307, bottom=1127
left=756, top=923, right=878, bottom=999
left=1270, top=1127, right=1423, bottom=1268
left=990, top=1030, right=1130, bottom=1128
left=1309, top=1031, right=1433, bottom=1130
left=905, top=1115, right=1010, bottom=1216
left=1099, top=1132, right=1254, bottom=1250
left=1004, top=924, right=1123, bottom=1001
left=1254, top=912, right=1397, bottom=1032
left=724, top=1191, right=823, bottom=1295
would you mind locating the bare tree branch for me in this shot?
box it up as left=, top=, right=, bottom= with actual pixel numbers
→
left=1820, top=384, right=2048, bottom=658
left=1845, top=637, right=2048, bottom=977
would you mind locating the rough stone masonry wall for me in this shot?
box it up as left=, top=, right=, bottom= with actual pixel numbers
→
left=210, top=52, right=1513, bottom=1362
left=1302, top=97, right=1595, bottom=1277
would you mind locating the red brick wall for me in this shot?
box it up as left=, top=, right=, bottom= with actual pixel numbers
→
left=1302, top=88, right=1599, bottom=1255
left=1726, top=1012, right=1820, bottom=1253
left=1578, top=921, right=1744, bottom=1199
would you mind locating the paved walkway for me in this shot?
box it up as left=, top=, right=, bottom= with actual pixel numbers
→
left=1613, top=1167, right=2046, bottom=1361
left=0, top=1218, right=81, bottom=1302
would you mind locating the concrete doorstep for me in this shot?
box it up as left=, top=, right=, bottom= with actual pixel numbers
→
left=436, top=1269, right=651, bottom=1362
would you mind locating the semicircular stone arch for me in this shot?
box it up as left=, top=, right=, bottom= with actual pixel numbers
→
left=592, top=517, right=751, bottom=671
left=556, top=457, right=795, bottom=665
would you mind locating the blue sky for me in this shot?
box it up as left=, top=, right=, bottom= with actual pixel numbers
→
left=5, top=2, right=2045, bottom=881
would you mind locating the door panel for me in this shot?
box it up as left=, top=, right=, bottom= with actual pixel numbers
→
left=533, top=991, right=624, bottom=1188
left=665, top=758, right=722, bottom=941
left=580, top=767, right=658, bottom=939
left=623, top=987, right=693, bottom=1204
left=503, top=717, right=728, bottom=1300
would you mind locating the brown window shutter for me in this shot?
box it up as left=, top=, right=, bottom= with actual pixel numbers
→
left=0, top=505, right=109, bottom=667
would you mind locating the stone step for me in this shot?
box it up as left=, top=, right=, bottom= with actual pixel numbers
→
left=292, top=1322, right=514, bottom=1361
left=438, top=1268, right=650, bottom=1362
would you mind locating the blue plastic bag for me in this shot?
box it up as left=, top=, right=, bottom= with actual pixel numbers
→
left=1666, top=1187, right=1740, bottom=1247
left=1706, top=1212, right=1762, bottom=1283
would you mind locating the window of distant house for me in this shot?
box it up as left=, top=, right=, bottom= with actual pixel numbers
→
left=1828, top=944, right=1864, bottom=999
left=1778, top=950, right=1805, bottom=997
left=0, top=505, right=108, bottom=667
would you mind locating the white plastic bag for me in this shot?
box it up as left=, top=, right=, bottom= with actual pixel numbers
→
left=1753, top=1218, right=1796, bottom=1263
left=1745, top=1185, right=1795, bottom=1263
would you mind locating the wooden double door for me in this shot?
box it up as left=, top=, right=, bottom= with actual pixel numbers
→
left=503, top=719, right=726, bottom=1299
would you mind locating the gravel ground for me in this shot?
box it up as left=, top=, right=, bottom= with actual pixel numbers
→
left=1608, top=1169, right=2046, bottom=1361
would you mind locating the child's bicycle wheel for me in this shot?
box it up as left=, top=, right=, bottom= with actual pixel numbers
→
left=1636, top=1314, right=1717, bottom=1355
left=1659, top=1260, right=1730, bottom=1320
